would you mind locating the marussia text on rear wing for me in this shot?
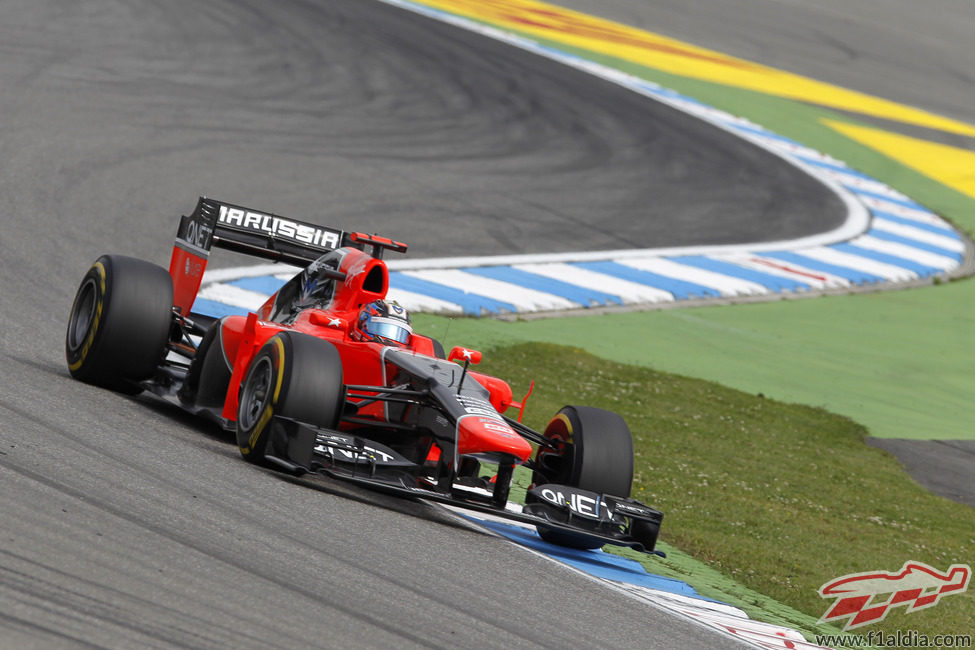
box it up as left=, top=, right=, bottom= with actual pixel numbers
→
left=169, top=196, right=407, bottom=315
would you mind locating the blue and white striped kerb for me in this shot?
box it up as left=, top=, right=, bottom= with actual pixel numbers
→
left=194, top=6, right=967, bottom=319
left=195, top=112, right=966, bottom=319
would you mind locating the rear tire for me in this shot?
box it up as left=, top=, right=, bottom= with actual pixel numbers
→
left=531, top=406, right=634, bottom=549
left=236, top=331, right=344, bottom=465
left=65, top=255, right=173, bottom=393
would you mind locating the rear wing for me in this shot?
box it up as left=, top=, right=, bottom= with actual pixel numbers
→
left=169, top=197, right=407, bottom=314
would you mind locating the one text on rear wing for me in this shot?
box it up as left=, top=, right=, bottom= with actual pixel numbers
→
left=168, top=196, right=407, bottom=315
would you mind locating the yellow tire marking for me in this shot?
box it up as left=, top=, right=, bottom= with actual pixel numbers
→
left=550, top=412, right=573, bottom=444
left=68, top=261, right=106, bottom=372
left=247, top=337, right=287, bottom=452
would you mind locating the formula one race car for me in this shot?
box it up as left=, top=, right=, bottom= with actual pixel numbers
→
left=65, top=197, right=663, bottom=553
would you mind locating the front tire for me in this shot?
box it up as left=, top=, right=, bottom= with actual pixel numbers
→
left=236, top=331, right=344, bottom=466
left=531, top=405, right=634, bottom=549
left=65, top=255, right=173, bottom=392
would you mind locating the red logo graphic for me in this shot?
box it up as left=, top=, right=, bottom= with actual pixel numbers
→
left=819, top=561, right=970, bottom=630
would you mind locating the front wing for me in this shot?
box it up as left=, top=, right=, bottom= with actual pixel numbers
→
left=261, top=417, right=664, bottom=555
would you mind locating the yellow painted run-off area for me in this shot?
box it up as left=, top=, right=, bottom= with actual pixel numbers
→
left=825, top=120, right=975, bottom=202
left=414, top=0, right=975, bottom=200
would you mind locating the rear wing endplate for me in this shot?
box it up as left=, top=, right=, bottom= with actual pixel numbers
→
left=169, top=197, right=407, bottom=314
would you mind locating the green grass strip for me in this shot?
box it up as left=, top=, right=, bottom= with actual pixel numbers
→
left=469, top=342, right=975, bottom=640
left=418, top=282, right=975, bottom=443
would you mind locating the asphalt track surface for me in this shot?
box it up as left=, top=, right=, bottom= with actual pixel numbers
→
left=0, top=0, right=969, bottom=647
left=0, top=0, right=831, bottom=647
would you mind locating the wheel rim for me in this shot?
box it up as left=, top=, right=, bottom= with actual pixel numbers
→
left=534, top=411, right=574, bottom=486
left=239, top=356, right=273, bottom=430
left=67, top=278, right=98, bottom=352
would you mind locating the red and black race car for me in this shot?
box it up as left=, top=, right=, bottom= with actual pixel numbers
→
left=65, top=197, right=663, bottom=553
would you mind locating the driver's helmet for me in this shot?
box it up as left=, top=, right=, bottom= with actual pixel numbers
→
left=355, top=299, right=412, bottom=346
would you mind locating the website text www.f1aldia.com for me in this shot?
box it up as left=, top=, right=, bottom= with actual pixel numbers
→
left=815, top=629, right=972, bottom=648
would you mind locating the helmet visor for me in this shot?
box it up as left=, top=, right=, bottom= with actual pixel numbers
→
left=366, top=316, right=412, bottom=344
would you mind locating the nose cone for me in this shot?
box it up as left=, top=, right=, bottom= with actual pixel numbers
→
left=457, top=415, right=533, bottom=462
